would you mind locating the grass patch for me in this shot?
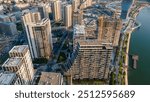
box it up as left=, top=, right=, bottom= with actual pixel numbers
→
left=57, top=52, right=67, bottom=63
left=16, top=22, right=23, bottom=31
left=33, top=58, right=48, bottom=64
left=73, top=79, right=106, bottom=85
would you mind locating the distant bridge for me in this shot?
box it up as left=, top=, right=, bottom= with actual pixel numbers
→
left=132, top=21, right=141, bottom=30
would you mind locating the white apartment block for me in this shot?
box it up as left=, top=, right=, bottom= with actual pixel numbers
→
left=9, top=45, right=34, bottom=84
left=0, top=71, right=22, bottom=85
left=67, top=24, right=113, bottom=80
left=64, top=4, right=72, bottom=27
left=51, top=0, right=62, bottom=22
left=2, top=57, right=31, bottom=85
left=22, top=12, right=53, bottom=59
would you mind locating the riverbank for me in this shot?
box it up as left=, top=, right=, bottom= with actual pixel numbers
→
left=124, top=30, right=132, bottom=85
left=128, top=6, right=150, bottom=84
left=124, top=5, right=148, bottom=85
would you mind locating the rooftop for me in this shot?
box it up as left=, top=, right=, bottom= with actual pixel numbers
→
left=106, top=1, right=122, bottom=10
left=83, top=4, right=114, bottom=17
left=78, top=40, right=113, bottom=49
left=37, top=2, right=50, bottom=7
left=38, top=72, right=63, bottom=85
left=23, top=12, right=50, bottom=26
left=74, top=24, right=85, bottom=35
left=84, top=18, right=97, bottom=29
left=0, top=72, right=16, bottom=85
left=9, top=45, right=28, bottom=53
left=35, top=18, right=50, bottom=26
left=2, top=58, right=22, bottom=67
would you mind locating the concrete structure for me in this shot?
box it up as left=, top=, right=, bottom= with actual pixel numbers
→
left=9, top=45, right=34, bottom=84
left=37, top=3, right=50, bottom=19
left=62, top=2, right=67, bottom=24
left=73, top=24, right=86, bottom=44
left=64, top=4, right=72, bottom=28
left=73, top=10, right=83, bottom=25
left=105, top=1, right=122, bottom=18
left=76, top=0, right=92, bottom=10
left=22, top=12, right=53, bottom=59
left=84, top=18, right=97, bottom=39
left=0, top=71, right=21, bottom=85
left=98, top=16, right=122, bottom=46
left=72, top=0, right=80, bottom=12
left=22, top=12, right=41, bottom=23
left=51, top=0, right=62, bottom=22
left=86, top=0, right=93, bottom=7
left=132, top=55, right=139, bottom=69
left=38, top=72, right=63, bottom=85
left=1, top=0, right=33, bottom=3
left=0, top=22, right=18, bottom=36
left=2, top=57, right=32, bottom=85
left=67, top=24, right=113, bottom=81
left=67, top=42, right=113, bottom=80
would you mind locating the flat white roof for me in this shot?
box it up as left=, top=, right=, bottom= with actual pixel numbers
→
left=0, top=72, right=16, bottom=85
left=2, top=58, right=22, bottom=67
left=38, top=72, right=62, bottom=85
left=27, top=18, right=50, bottom=26
left=9, top=45, right=28, bottom=53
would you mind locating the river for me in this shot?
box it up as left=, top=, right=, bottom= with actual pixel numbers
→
left=128, top=7, right=150, bottom=85
left=121, top=0, right=133, bottom=19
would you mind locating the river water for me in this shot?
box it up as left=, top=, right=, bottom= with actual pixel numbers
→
left=128, top=7, right=150, bottom=85
left=121, top=0, right=133, bottom=19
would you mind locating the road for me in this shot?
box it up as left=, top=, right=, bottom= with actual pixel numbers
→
left=53, top=32, right=68, bottom=63
left=47, top=30, right=68, bottom=71
left=115, top=17, right=135, bottom=84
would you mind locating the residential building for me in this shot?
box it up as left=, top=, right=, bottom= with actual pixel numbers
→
left=98, top=16, right=122, bottom=46
left=37, top=3, right=50, bottom=19
left=64, top=4, right=72, bottom=27
left=62, top=2, right=67, bottom=24
left=86, top=0, right=93, bottom=7
left=51, top=0, right=62, bottom=22
left=22, top=12, right=53, bottom=59
left=67, top=42, right=113, bottom=80
left=72, top=0, right=80, bottom=12
left=0, top=71, right=21, bottom=85
left=2, top=58, right=32, bottom=85
left=66, top=24, right=113, bottom=82
left=73, top=10, right=83, bottom=25
left=9, top=45, right=34, bottom=84
left=22, top=12, right=41, bottom=24
left=38, top=72, right=63, bottom=85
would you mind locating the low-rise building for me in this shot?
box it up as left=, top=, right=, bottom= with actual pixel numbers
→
left=38, top=72, right=63, bottom=85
